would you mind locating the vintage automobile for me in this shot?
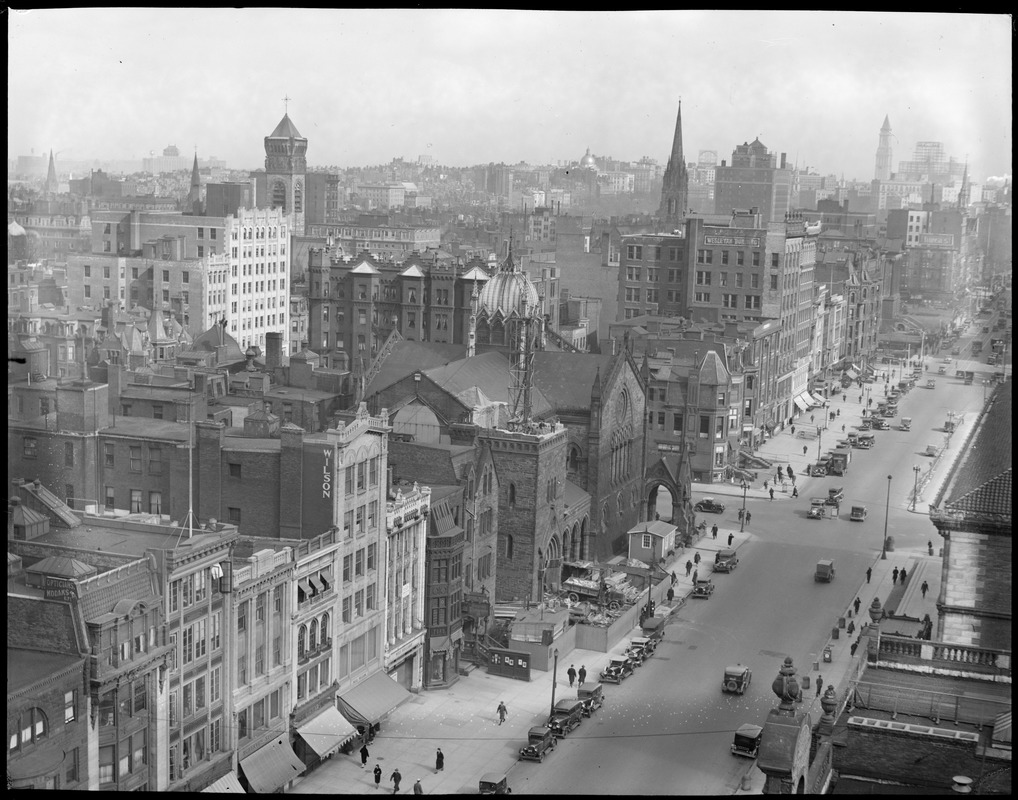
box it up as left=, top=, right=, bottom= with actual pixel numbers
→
left=577, top=683, right=605, bottom=716
left=640, top=616, right=666, bottom=642
left=859, top=417, right=873, bottom=430
left=630, top=636, right=658, bottom=658
left=810, top=463, right=829, bottom=477
left=808, top=499, right=826, bottom=519
left=900, top=417, right=912, bottom=431
left=714, top=548, right=739, bottom=572
left=847, top=431, right=859, bottom=444
left=547, top=699, right=584, bottom=738
left=815, top=559, right=836, bottom=582
left=693, top=578, right=715, bottom=598
left=825, top=487, right=844, bottom=505
left=599, top=656, right=634, bottom=684
left=926, top=379, right=936, bottom=389
left=857, top=433, right=875, bottom=448
left=850, top=505, right=868, bottom=521
left=925, top=444, right=938, bottom=457
left=722, top=664, right=752, bottom=694
left=519, top=726, right=557, bottom=762
left=694, top=497, right=725, bottom=514
left=871, top=418, right=889, bottom=430
left=479, top=772, right=511, bottom=794
left=938, top=365, right=948, bottom=374
left=731, top=723, right=764, bottom=758
left=624, top=641, right=648, bottom=666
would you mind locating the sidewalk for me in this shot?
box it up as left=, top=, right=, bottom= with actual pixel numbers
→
left=289, top=527, right=740, bottom=795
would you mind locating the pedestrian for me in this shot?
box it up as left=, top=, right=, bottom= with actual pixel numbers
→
left=843, top=393, right=847, bottom=402
left=900, top=567, right=907, bottom=584
left=745, top=511, right=751, bottom=525
left=921, top=580, right=929, bottom=598
left=847, top=620, right=855, bottom=635
left=391, top=767, right=402, bottom=794
left=711, top=523, right=718, bottom=540
left=685, top=560, right=692, bottom=577
left=837, top=408, right=841, bottom=417
left=670, top=571, right=677, bottom=586
left=715, top=551, right=721, bottom=564
left=866, top=566, right=872, bottom=584
left=803, top=445, right=809, bottom=456
left=810, top=414, right=815, bottom=423
left=769, top=488, right=774, bottom=501
left=497, top=701, right=508, bottom=725
left=859, top=394, right=863, bottom=403
left=791, top=425, right=796, bottom=435
left=360, top=743, right=370, bottom=768
left=841, top=424, right=845, bottom=432
left=567, top=665, right=577, bottom=687
left=666, top=586, right=675, bottom=603
left=578, top=665, right=587, bottom=685
left=692, top=569, right=698, bottom=585
left=414, top=779, right=423, bottom=795
left=850, top=640, right=858, bottom=657
left=435, top=748, right=444, bottom=772
left=787, top=465, right=794, bottom=480
left=727, top=532, right=734, bottom=546
left=892, top=566, right=899, bottom=584
left=816, top=675, right=824, bottom=697
left=791, top=474, right=796, bottom=486
left=776, top=467, right=782, bottom=482
left=792, top=486, right=798, bottom=498
left=374, top=764, right=383, bottom=790
left=694, top=551, right=701, bottom=566
left=853, top=596, right=861, bottom=614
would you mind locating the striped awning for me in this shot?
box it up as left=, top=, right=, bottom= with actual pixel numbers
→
left=297, top=706, right=359, bottom=759
left=793, top=394, right=811, bottom=412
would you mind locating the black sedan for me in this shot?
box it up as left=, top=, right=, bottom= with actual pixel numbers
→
left=694, top=497, right=725, bottom=514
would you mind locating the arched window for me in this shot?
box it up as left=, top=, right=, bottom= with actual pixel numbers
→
left=508, top=483, right=516, bottom=510
left=272, top=181, right=287, bottom=210
left=10, top=707, right=47, bottom=750
left=567, top=446, right=580, bottom=473
left=309, top=619, right=318, bottom=651
left=504, top=534, right=514, bottom=560
left=294, top=180, right=303, bottom=213
left=298, top=625, right=306, bottom=657
left=320, top=613, right=329, bottom=644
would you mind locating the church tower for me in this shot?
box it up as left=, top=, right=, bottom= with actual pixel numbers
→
left=44, top=150, right=58, bottom=193
left=188, top=151, right=202, bottom=214
left=874, top=115, right=893, bottom=182
left=264, top=105, right=308, bottom=235
left=657, top=100, right=689, bottom=230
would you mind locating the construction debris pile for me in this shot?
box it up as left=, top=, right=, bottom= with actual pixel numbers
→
left=557, top=561, right=644, bottom=628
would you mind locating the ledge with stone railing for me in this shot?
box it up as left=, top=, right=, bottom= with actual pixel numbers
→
left=877, top=632, right=1010, bottom=678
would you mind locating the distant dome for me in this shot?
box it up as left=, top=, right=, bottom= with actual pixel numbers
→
left=579, top=148, right=597, bottom=169
left=477, top=244, right=539, bottom=318
left=8, top=220, right=27, bottom=237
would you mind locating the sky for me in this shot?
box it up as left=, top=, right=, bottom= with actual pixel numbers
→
left=7, top=9, right=1012, bottom=181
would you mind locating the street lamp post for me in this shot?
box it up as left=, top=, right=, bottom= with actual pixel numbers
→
left=881, top=475, right=891, bottom=560
left=911, top=465, right=921, bottom=512
left=816, top=426, right=823, bottom=466
left=550, top=648, right=559, bottom=718
left=740, top=481, right=748, bottom=532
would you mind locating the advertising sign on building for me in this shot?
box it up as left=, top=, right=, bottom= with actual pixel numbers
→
left=302, top=441, right=336, bottom=535
left=488, top=648, right=532, bottom=681
left=704, top=234, right=762, bottom=248
left=917, top=233, right=955, bottom=249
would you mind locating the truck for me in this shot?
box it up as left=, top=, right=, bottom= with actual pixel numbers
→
left=971, top=340, right=984, bottom=356
left=829, top=448, right=851, bottom=476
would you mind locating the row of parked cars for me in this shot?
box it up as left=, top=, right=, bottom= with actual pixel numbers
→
left=517, top=626, right=665, bottom=765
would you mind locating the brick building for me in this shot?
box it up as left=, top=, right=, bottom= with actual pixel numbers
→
left=713, top=139, right=793, bottom=224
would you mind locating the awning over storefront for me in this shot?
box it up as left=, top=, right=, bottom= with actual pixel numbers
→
left=742, top=423, right=755, bottom=432
left=336, top=671, right=413, bottom=728
left=297, top=706, right=358, bottom=759
left=845, top=369, right=859, bottom=379
left=239, top=736, right=305, bottom=794
left=811, top=392, right=827, bottom=406
left=793, top=394, right=811, bottom=412
left=201, top=771, right=245, bottom=793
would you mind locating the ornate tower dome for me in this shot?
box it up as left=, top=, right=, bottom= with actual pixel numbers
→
left=579, top=147, right=597, bottom=169
left=477, top=240, right=539, bottom=319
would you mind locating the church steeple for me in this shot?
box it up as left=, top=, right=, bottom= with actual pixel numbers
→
left=189, top=150, right=202, bottom=213
left=657, top=100, right=689, bottom=230
left=44, top=149, right=58, bottom=193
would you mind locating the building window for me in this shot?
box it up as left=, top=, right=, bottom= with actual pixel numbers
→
left=23, top=437, right=37, bottom=458
left=149, top=491, right=162, bottom=515
left=64, top=690, right=77, bottom=724
left=367, top=543, right=377, bottom=571
left=228, top=507, right=240, bottom=523
left=771, top=253, right=779, bottom=268
left=130, top=446, right=142, bottom=472
left=130, top=489, right=143, bottom=513
left=65, top=441, right=74, bottom=466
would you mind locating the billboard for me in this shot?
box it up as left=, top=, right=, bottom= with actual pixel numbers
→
left=917, top=233, right=955, bottom=249
left=301, top=441, right=336, bottom=536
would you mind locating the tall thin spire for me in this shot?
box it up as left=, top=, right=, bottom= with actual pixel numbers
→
left=189, top=151, right=202, bottom=213
left=44, top=150, right=58, bottom=193
left=875, top=115, right=893, bottom=182
left=657, top=99, right=689, bottom=228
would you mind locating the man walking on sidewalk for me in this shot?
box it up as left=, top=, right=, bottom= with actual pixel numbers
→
left=866, top=566, right=872, bottom=584
left=435, top=748, right=444, bottom=772
left=374, top=764, right=383, bottom=789
left=816, top=675, right=824, bottom=697
left=853, top=596, right=861, bottom=615
left=900, top=567, right=908, bottom=585
left=685, top=560, right=692, bottom=577
left=892, top=566, right=899, bottom=584
left=390, top=768, right=402, bottom=793
left=727, top=532, right=734, bottom=546
left=578, top=665, right=587, bottom=685
left=567, top=665, right=577, bottom=687
left=745, top=511, right=752, bottom=525
left=497, top=701, right=507, bottom=725
left=769, top=488, right=775, bottom=500
left=921, top=580, right=929, bottom=598
left=360, top=743, right=370, bottom=768
left=711, top=523, right=718, bottom=540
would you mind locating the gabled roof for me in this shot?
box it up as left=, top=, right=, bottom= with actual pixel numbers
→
left=399, top=264, right=425, bottom=278
left=531, top=351, right=615, bottom=411
left=268, top=113, right=303, bottom=140
left=424, top=351, right=552, bottom=417
left=351, top=261, right=380, bottom=275
left=946, top=469, right=1011, bottom=517
left=364, top=340, right=467, bottom=398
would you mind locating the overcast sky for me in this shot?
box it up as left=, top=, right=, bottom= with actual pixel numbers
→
left=8, top=9, right=1012, bottom=181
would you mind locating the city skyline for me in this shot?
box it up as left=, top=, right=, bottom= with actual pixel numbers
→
left=8, top=9, right=1012, bottom=181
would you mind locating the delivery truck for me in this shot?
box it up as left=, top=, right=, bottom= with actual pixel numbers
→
left=829, top=448, right=852, bottom=476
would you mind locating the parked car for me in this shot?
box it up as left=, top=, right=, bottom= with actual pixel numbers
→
left=577, top=683, right=605, bottom=717
left=693, top=578, right=715, bottom=598
left=871, top=418, right=889, bottom=430
left=808, top=499, right=826, bottom=519
left=624, top=641, right=648, bottom=666
left=926, top=379, right=936, bottom=389
left=825, top=487, right=844, bottom=505
left=850, top=505, right=868, bottom=521
left=599, top=656, right=634, bottom=684
left=629, top=636, right=657, bottom=658
left=900, top=417, right=912, bottom=431
left=694, top=497, right=725, bottom=514
left=519, top=726, right=557, bottom=762
left=815, top=559, right=836, bottom=582
left=810, top=463, right=829, bottom=477
left=722, top=664, right=752, bottom=694
left=714, top=548, right=739, bottom=572
left=547, top=699, right=584, bottom=738
left=479, top=772, right=511, bottom=794
left=731, top=723, right=764, bottom=758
